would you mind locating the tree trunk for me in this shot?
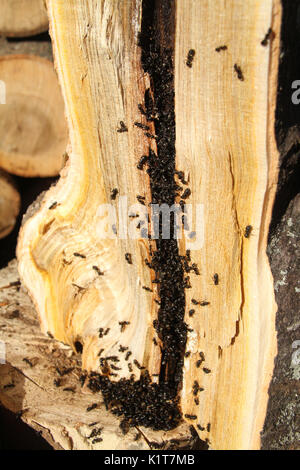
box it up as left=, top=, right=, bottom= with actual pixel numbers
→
left=16, top=0, right=281, bottom=450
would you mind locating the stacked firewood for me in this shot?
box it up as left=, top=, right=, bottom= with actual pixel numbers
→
left=0, top=0, right=68, bottom=241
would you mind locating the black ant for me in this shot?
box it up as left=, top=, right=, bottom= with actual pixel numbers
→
left=186, top=49, right=196, bottom=68
left=215, top=45, right=228, bottom=52
left=117, top=121, right=128, bottom=133
left=261, top=28, right=273, bottom=46
left=234, top=64, right=244, bottom=81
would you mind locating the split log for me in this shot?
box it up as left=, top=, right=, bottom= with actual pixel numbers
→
left=176, top=0, right=281, bottom=449
left=0, top=169, right=20, bottom=239
left=16, top=0, right=281, bottom=450
left=0, top=0, right=48, bottom=38
left=0, top=55, right=68, bottom=177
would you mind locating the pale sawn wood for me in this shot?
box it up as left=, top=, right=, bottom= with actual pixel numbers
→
left=0, top=0, right=48, bottom=37
left=175, top=0, right=281, bottom=450
left=0, top=55, right=68, bottom=177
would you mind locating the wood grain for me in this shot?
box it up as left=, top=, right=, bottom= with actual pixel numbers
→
left=0, top=0, right=48, bottom=37
left=17, top=0, right=161, bottom=380
left=175, top=0, right=281, bottom=450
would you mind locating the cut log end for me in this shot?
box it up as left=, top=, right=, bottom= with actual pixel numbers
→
left=0, top=55, right=68, bottom=177
left=0, top=169, right=20, bottom=239
left=0, top=0, right=48, bottom=38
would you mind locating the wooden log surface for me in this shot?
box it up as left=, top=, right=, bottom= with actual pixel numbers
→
left=0, top=260, right=196, bottom=450
left=0, top=0, right=48, bottom=38
left=15, top=0, right=282, bottom=450
left=18, top=0, right=161, bottom=380
left=0, top=169, right=20, bottom=239
left=0, top=0, right=298, bottom=452
left=0, top=55, right=68, bottom=177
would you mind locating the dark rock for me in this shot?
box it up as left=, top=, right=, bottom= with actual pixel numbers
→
left=262, top=194, right=300, bottom=450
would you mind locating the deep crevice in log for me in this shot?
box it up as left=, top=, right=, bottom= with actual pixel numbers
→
left=138, top=0, right=187, bottom=387
left=85, top=0, right=190, bottom=434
